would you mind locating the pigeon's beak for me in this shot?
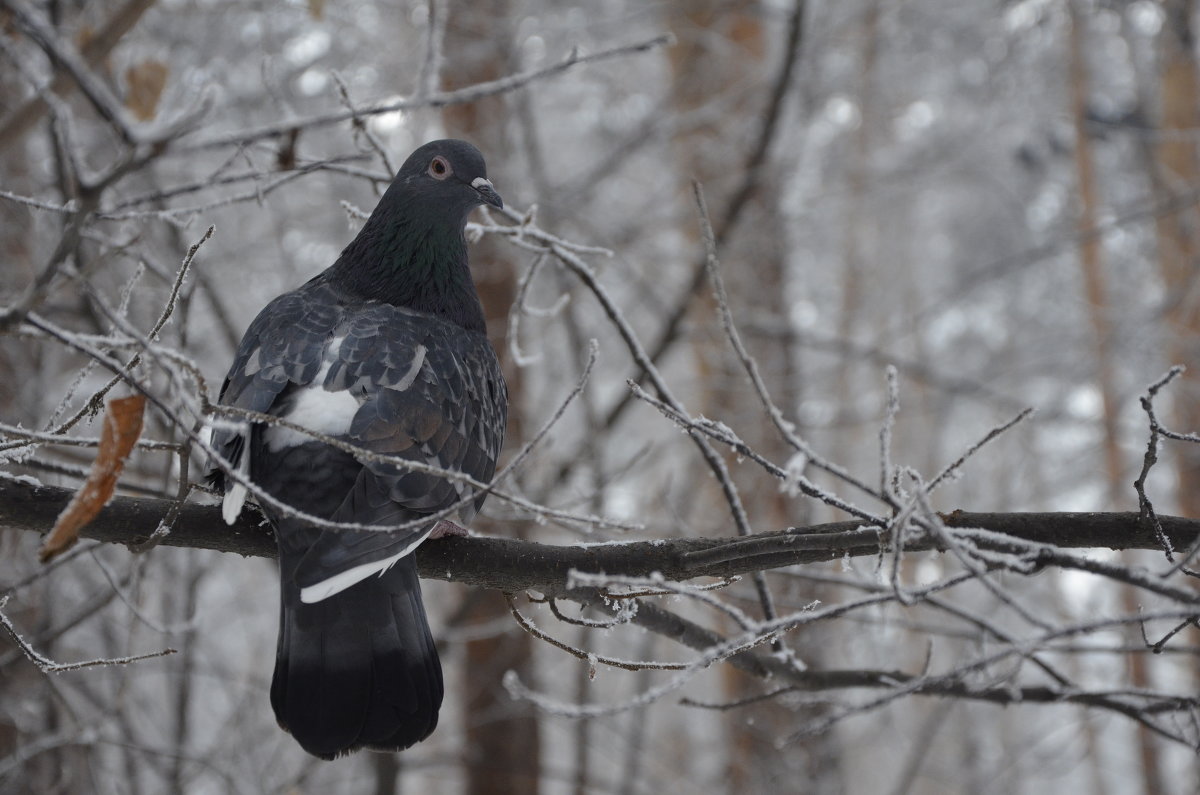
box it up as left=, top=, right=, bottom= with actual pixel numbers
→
left=471, top=177, right=503, bottom=210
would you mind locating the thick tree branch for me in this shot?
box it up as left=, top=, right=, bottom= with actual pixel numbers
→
left=1, top=479, right=1196, bottom=595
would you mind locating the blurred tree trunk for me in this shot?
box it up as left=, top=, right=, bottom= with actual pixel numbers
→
left=1154, top=0, right=1200, bottom=515
left=1149, top=4, right=1200, bottom=790
left=665, top=0, right=767, bottom=521
left=442, top=3, right=539, bottom=793
left=666, top=5, right=767, bottom=790
left=167, top=555, right=202, bottom=794
left=664, top=1, right=842, bottom=791
left=1067, top=6, right=1164, bottom=795
left=832, top=0, right=879, bottom=468
left=1067, top=4, right=1123, bottom=506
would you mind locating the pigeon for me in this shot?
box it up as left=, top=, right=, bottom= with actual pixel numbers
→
left=209, top=139, right=508, bottom=759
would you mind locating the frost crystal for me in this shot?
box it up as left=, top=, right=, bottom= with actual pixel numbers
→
left=781, top=452, right=808, bottom=497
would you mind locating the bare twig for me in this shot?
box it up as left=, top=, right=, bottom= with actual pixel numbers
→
left=594, top=1, right=808, bottom=458
left=505, top=593, right=688, bottom=672
left=1135, top=368, right=1187, bottom=569
left=625, top=380, right=882, bottom=521
left=0, top=0, right=156, bottom=150
left=0, top=596, right=176, bottom=673
left=178, top=34, right=674, bottom=154
left=0, top=0, right=138, bottom=144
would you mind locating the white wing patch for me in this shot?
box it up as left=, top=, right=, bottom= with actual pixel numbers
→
left=263, top=336, right=357, bottom=452
left=298, top=527, right=433, bottom=603
left=264, top=385, right=359, bottom=451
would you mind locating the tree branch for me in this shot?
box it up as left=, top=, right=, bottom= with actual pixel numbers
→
left=2, top=479, right=1196, bottom=595
left=176, top=34, right=673, bottom=154
left=1, top=0, right=139, bottom=145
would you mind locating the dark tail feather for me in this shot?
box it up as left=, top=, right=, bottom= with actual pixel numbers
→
left=271, top=554, right=442, bottom=759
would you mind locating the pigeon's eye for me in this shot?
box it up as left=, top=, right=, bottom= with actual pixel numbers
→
left=428, top=156, right=451, bottom=180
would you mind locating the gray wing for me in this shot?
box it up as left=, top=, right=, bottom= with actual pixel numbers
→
left=209, top=282, right=342, bottom=492
left=335, top=302, right=508, bottom=518
left=290, top=300, right=508, bottom=589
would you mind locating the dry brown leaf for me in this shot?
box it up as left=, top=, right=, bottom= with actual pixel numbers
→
left=40, top=394, right=146, bottom=563
left=308, top=0, right=325, bottom=19
left=125, top=60, right=169, bottom=121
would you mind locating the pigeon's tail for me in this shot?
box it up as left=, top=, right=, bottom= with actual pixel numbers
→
left=271, top=547, right=442, bottom=759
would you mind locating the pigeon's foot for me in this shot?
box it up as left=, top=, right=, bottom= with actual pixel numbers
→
left=430, top=520, right=469, bottom=539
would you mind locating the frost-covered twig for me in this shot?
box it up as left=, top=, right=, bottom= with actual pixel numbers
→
left=580, top=575, right=739, bottom=601
left=0, top=422, right=180, bottom=453
left=948, top=525, right=1200, bottom=603
left=505, top=593, right=688, bottom=672
left=508, top=573, right=976, bottom=719
left=906, top=479, right=1053, bottom=631
left=332, top=72, right=395, bottom=177
left=1135, top=367, right=1193, bottom=572
left=926, top=406, right=1034, bottom=493
left=0, top=595, right=175, bottom=673
left=1, top=227, right=213, bottom=456
left=780, top=606, right=1200, bottom=747
left=625, top=380, right=882, bottom=522
left=568, top=570, right=768, bottom=633
left=545, top=596, right=639, bottom=629
left=507, top=253, right=563, bottom=366
left=693, top=181, right=890, bottom=509
left=492, top=214, right=751, bottom=521
left=105, top=156, right=366, bottom=212
left=180, top=34, right=674, bottom=154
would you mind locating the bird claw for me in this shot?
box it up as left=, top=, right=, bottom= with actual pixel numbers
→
left=429, top=520, right=469, bottom=540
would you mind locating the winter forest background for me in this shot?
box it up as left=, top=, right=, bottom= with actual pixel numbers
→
left=4, top=0, right=1200, bottom=792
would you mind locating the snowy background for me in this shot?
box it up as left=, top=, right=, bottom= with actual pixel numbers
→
left=3, top=1, right=1200, bottom=793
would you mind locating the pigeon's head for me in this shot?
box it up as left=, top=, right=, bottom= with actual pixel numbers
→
left=397, top=139, right=503, bottom=218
